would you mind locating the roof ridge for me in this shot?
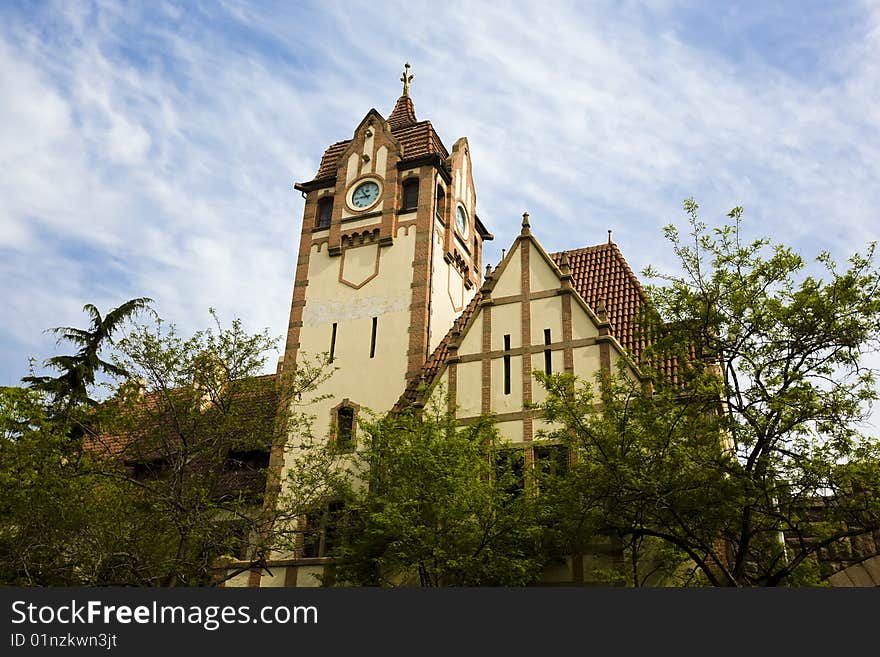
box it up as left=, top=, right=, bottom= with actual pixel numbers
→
left=606, top=241, right=647, bottom=299
left=550, top=242, right=613, bottom=256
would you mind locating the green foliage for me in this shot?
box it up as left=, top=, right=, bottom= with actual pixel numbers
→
left=539, top=200, right=880, bottom=586
left=23, top=298, right=154, bottom=407
left=282, top=399, right=548, bottom=586
left=2, top=305, right=330, bottom=586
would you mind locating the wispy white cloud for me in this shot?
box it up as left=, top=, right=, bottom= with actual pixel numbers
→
left=1, top=0, right=878, bottom=415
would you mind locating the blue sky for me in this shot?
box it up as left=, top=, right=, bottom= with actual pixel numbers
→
left=2, top=1, right=879, bottom=418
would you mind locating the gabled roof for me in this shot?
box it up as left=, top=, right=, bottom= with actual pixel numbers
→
left=550, top=242, right=648, bottom=364
left=307, top=97, right=449, bottom=183
left=403, top=237, right=668, bottom=404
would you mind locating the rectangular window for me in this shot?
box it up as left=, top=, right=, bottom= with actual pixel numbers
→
left=316, top=198, right=333, bottom=228
left=336, top=406, right=355, bottom=451
left=329, top=322, right=337, bottom=362
left=544, top=328, right=552, bottom=375
left=495, top=448, right=525, bottom=498
left=402, top=179, right=419, bottom=210
left=503, top=334, right=511, bottom=395
left=302, top=500, right=347, bottom=559
left=370, top=317, right=377, bottom=358
left=534, top=444, right=568, bottom=477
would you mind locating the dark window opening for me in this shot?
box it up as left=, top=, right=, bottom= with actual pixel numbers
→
left=435, top=185, right=446, bottom=222
left=544, top=328, right=552, bottom=375
left=131, top=457, right=170, bottom=481
left=302, top=500, right=347, bottom=559
left=329, top=322, right=337, bottom=362
left=316, top=197, right=333, bottom=228
left=370, top=317, right=377, bottom=358
left=503, top=334, right=511, bottom=395
left=495, top=449, right=525, bottom=498
left=215, top=519, right=252, bottom=560
left=224, top=449, right=271, bottom=472
left=336, top=406, right=355, bottom=451
left=534, top=444, right=568, bottom=478
left=402, top=178, right=419, bottom=210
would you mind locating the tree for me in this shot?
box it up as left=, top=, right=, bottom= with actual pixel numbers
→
left=1, top=306, right=331, bottom=586
left=1, top=298, right=158, bottom=586
left=92, top=311, right=330, bottom=586
left=539, top=200, right=880, bottom=586
left=280, top=399, right=549, bottom=586
left=23, top=297, right=154, bottom=407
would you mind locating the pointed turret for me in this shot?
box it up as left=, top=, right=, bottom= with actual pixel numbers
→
left=388, top=63, right=418, bottom=129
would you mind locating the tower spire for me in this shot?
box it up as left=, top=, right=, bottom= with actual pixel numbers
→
left=400, top=62, right=413, bottom=97
left=388, top=63, right=418, bottom=129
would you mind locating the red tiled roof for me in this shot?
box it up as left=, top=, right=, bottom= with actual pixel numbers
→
left=403, top=239, right=687, bottom=403
left=84, top=373, right=280, bottom=461
left=550, top=243, right=647, bottom=363
left=310, top=100, right=449, bottom=181
left=314, top=140, right=350, bottom=181
left=551, top=244, right=687, bottom=385
left=388, top=94, right=417, bottom=130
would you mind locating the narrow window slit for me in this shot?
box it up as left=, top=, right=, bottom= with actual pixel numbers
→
left=330, top=322, right=337, bottom=362
left=370, top=317, right=377, bottom=358
left=503, top=334, right=511, bottom=395
left=544, top=328, right=552, bottom=375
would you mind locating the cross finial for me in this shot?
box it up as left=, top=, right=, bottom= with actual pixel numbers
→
left=400, top=62, right=413, bottom=97
left=521, top=211, right=531, bottom=236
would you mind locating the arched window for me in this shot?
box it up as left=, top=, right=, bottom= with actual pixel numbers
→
left=435, top=185, right=446, bottom=222
left=316, top=197, right=333, bottom=228
left=402, top=178, right=419, bottom=210
left=335, top=405, right=355, bottom=451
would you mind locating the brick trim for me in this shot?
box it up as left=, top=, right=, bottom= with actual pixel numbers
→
left=490, top=288, right=561, bottom=306
left=404, top=174, right=437, bottom=382
left=481, top=305, right=492, bottom=415
left=561, top=293, right=574, bottom=374
left=458, top=408, right=541, bottom=424
left=329, top=398, right=360, bottom=450
left=447, top=360, right=457, bottom=415
left=520, top=238, right=533, bottom=442
left=456, top=337, right=598, bottom=362
left=338, top=242, right=381, bottom=290
left=599, top=341, right=612, bottom=373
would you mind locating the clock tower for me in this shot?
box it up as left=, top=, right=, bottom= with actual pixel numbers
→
left=279, top=64, right=492, bottom=450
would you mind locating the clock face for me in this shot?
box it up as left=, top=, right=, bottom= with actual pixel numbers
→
left=351, top=180, right=381, bottom=209
left=455, top=205, right=469, bottom=239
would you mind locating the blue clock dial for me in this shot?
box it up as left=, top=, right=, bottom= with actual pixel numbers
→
left=351, top=181, right=380, bottom=209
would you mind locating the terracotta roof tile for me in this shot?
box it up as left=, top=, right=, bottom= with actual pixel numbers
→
left=404, top=239, right=689, bottom=402
left=84, top=373, right=280, bottom=461
left=314, top=140, right=351, bottom=180
left=551, top=243, right=647, bottom=363
left=392, top=121, right=449, bottom=161
left=552, top=244, right=689, bottom=385
left=309, top=101, right=448, bottom=182
left=387, top=94, right=418, bottom=130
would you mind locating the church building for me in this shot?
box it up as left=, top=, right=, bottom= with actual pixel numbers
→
left=227, top=65, right=651, bottom=587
